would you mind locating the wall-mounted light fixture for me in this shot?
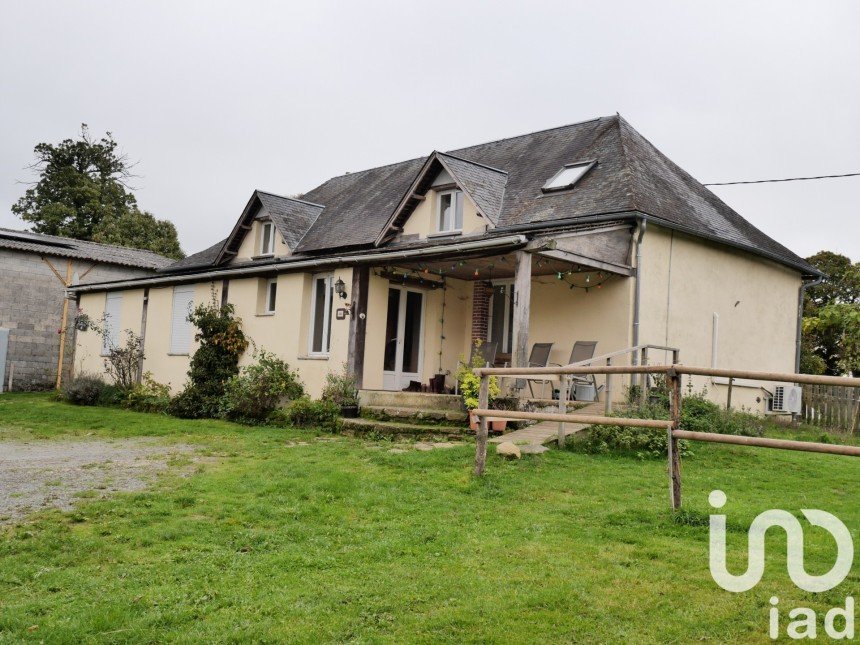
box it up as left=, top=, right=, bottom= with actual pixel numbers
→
left=334, top=277, right=348, bottom=299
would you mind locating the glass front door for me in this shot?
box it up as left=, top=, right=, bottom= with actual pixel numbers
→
left=382, top=286, right=425, bottom=390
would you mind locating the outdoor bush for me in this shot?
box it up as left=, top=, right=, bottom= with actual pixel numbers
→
left=220, top=351, right=304, bottom=424
left=124, top=372, right=172, bottom=414
left=577, top=388, right=764, bottom=459
left=285, top=397, right=341, bottom=431
left=320, top=363, right=359, bottom=408
left=87, top=316, right=145, bottom=391
left=456, top=341, right=500, bottom=409
left=168, top=293, right=249, bottom=419
left=62, top=373, right=109, bottom=406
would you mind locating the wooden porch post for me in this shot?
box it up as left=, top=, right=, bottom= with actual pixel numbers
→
left=511, top=251, right=531, bottom=390
left=347, top=266, right=370, bottom=388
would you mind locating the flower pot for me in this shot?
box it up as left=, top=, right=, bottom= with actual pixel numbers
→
left=469, top=411, right=479, bottom=431
left=341, top=405, right=359, bottom=418
left=491, top=419, right=508, bottom=432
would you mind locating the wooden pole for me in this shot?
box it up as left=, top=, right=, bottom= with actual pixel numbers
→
left=668, top=369, right=682, bottom=510
left=510, top=251, right=531, bottom=391
left=472, top=409, right=671, bottom=429
left=726, top=377, right=734, bottom=411
left=604, top=357, right=613, bottom=415
left=473, top=375, right=490, bottom=476
left=557, top=375, right=568, bottom=448
left=673, top=429, right=860, bottom=457
left=55, top=261, right=73, bottom=390
left=640, top=347, right=649, bottom=406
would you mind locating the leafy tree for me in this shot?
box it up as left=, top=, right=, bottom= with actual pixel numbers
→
left=93, top=209, right=183, bottom=259
left=12, top=124, right=183, bottom=259
left=801, top=251, right=860, bottom=375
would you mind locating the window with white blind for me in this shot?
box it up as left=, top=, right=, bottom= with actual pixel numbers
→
left=170, top=286, right=195, bottom=354
left=308, top=274, right=333, bottom=355
left=102, top=293, right=123, bottom=355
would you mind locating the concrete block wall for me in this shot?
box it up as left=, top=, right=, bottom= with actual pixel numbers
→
left=0, top=249, right=151, bottom=391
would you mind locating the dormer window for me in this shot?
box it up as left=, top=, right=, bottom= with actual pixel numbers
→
left=437, top=190, right=463, bottom=233
left=259, top=221, right=275, bottom=256
left=542, top=160, right=596, bottom=193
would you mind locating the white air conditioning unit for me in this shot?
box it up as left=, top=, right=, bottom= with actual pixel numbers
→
left=771, top=385, right=802, bottom=414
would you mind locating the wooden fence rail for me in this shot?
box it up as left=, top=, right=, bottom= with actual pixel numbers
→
left=472, top=364, right=860, bottom=509
left=802, top=384, right=860, bottom=433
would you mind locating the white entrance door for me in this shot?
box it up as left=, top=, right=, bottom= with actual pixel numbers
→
left=382, top=286, right=425, bottom=390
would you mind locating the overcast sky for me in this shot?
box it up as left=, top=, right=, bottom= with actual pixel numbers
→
left=1, top=1, right=858, bottom=260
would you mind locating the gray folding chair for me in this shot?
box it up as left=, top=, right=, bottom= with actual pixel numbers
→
left=554, top=340, right=601, bottom=401
left=526, top=342, right=554, bottom=398
left=470, top=340, right=498, bottom=368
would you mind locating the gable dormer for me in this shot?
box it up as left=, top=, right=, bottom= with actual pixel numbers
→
left=375, top=151, right=507, bottom=246
left=216, top=190, right=324, bottom=265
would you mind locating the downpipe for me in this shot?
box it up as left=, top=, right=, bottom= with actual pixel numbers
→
left=631, top=217, right=647, bottom=387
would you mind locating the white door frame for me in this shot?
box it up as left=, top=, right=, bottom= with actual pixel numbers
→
left=382, top=286, right=426, bottom=390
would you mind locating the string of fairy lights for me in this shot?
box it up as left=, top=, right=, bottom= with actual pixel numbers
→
left=373, top=257, right=613, bottom=292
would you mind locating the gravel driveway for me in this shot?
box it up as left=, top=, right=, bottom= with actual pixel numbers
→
left=0, top=438, right=200, bottom=525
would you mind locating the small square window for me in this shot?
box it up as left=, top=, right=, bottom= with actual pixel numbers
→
left=265, top=278, right=277, bottom=313
left=260, top=221, right=275, bottom=256
left=437, top=190, right=463, bottom=232
left=542, top=161, right=596, bottom=192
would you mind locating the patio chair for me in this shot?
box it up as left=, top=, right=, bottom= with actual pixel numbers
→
left=553, top=340, right=601, bottom=401
left=470, top=340, right=498, bottom=368
left=526, top=342, right=554, bottom=398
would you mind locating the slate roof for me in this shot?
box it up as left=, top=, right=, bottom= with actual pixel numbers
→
left=436, top=152, right=508, bottom=224
left=0, top=228, right=172, bottom=270
left=256, top=190, right=324, bottom=249
left=162, top=238, right=226, bottom=272
left=289, top=115, right=815, bottom=275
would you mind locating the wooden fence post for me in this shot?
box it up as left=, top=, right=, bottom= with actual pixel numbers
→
left=604, top=357, right=613, bottom=415
left=473, top=374, right=490, bottom=476
left=558, top=375, right=568, bottom=448
left=668, top=368, right=683, bottom=510
left=726, top=377, right=734, bottom=411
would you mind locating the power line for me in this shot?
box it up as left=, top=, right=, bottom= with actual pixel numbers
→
left=704, top=172, right=860, bottom=186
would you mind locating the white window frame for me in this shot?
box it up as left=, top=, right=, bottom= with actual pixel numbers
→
left=487, top=280, right=514, bottom=353
left=169, top=285, right=195, bottom=355
left=264, top=278, right=277, bottom=314
left=102, top=292, right=123, bottom=355
left=436, top=189, right=464, bottom=233
left=308, top=273, right=334, bottom=356
left=259, top=221, right=275, bottom=256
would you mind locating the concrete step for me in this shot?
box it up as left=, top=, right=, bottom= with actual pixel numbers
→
left=358, top=390, right=464, bottom=411
left=361, top=405, right=469, bottom=425
left=341, top=417, right=466, bottom=439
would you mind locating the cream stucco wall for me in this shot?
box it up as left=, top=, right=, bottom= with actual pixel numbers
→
left=75, top=288, right=146, bottom=379
left=76, top=269, right=352, bottom=397
left=401, top=189, right=487, bottom=239
left=639, top=225, right=802, bottom=412
left=231, top=215, right=291, bottom=263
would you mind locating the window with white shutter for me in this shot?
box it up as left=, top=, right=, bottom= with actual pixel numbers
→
left=102, top=293, right=123, bottom=355
left=170, top=286, right=195, bottom=354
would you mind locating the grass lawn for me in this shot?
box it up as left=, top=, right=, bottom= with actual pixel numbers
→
left=0, top=393, right=857, bottom=643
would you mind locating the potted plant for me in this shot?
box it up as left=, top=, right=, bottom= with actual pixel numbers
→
left=321, top=364, right=360, bottom=418
left=456, top=341, right=500, bottom=431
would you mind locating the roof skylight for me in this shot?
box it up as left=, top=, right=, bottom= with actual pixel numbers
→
left=542, top=161, right=596, bottom=192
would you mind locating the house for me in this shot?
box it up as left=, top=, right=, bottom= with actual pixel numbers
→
left=69, top=115, right=819, bottom=413
left=0, top=228, right=172, bottom=391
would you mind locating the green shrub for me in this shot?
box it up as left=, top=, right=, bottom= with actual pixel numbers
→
left=576, top=390, right=764, bottom=459
left=285, top=397, right=341, bottom=431
left=320, top=364, right=359, bottom=407
left=220, top=351, right=304, bottom=424
left=169, top=293, right=249, bottom=419
left=62, top=373, right=109, bottom=406
left=456, top=341, right=500, bottom=409
left=124, top=372, right=172, bottom=414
